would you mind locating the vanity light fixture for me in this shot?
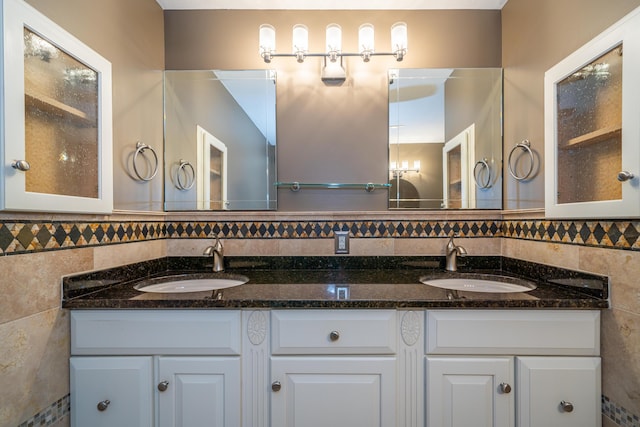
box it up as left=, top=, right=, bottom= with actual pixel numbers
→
left=390, top=160, right=420, bottom=178
left=259, top=22, right=407, bottom=81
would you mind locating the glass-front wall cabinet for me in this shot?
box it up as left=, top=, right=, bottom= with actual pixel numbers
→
left=545, top=6, right=640, bottom=218
left=1, top=0, right=112, bottom=213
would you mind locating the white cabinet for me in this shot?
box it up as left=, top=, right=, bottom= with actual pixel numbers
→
left=425, top=310, right=601, bottom=427
left=517, top=357, right=602, bottom=427
left=544, top=5, right=640, bottom=218
left=157, top=357, right=241, bottom=427
left=70, top=311, right=241, bottom=427
left=0, top=0, right=112, bottom=213
left=426, top=356, right=514, bottom=427
left=70, top=356, right=153, bottom=427
left=270, top=357, right=396, bottom=427
left=269, top=310, right=423, bottom=427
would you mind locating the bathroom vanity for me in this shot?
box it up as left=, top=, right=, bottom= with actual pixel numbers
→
left=64, top=256, right=607, bottom=427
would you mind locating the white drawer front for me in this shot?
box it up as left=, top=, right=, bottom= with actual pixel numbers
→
left=426, top=310, right=600, bottom=356
left=271, top=310, right=397, bottom=355
left=71, top=310, right=241, bottom=355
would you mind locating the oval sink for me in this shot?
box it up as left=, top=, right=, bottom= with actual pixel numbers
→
left=420, top=275, right=536, bottom=293
left=135, top=275, right=249, bottom=293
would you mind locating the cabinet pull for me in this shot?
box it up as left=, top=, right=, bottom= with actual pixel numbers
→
left=96, top=399, right=110, bottom=411
left=617, top=171, right=635, bottom=182
left=560, top=400, right=574, bottom=412
left=329, top=331, right=340, bottom=341
left=157, top=380, right=169, bottom=392
left=499, top=382, right=512, bottom=394
left=11, top=160, right=30, bottom=171
left=271, top=381, right=282, bottom=392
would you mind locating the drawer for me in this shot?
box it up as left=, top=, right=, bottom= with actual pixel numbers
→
left=71, top=310, right=241, bottom=355
left=426, top=310, right=600, bottom=356
left=271, top=310, right=397, bottom=355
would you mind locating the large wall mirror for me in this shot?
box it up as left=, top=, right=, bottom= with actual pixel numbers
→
left=388, top=68, right=503, bottom=209
left=164, top=70, right=277, bottom=211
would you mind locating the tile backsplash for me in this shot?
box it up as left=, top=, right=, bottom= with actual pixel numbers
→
left=0, top=217, right=638, bottom=255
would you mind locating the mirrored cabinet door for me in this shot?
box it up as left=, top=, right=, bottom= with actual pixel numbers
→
left=1, top=0, right=112, bottom=213
left=545, top=6, right=640, bottom=218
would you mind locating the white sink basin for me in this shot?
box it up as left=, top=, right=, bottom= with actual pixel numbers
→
left=135, top=276, right=248, bottom=293
left=420, top=277, right=536, bottom=293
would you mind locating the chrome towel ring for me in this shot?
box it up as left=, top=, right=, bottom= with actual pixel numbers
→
left=507, top=140, right=535, bottom=181
left=175, top=160, right=195, bottom=191
left=132, top=141, right=159, bottom=181
left=473, top=158, right=492, bottom=189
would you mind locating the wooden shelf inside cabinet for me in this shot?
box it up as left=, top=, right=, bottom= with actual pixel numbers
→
left=25, top=91, right=95, bottom=126
left=210, top=168, right=221, bottom=176
left=449, top=179, right=462, bottom=186
left=562, top=125, right=622, bottom=149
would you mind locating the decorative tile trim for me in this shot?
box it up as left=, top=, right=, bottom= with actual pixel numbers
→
left=0, top=221, right=165, bottom=255
left=0, top=219, right=501, bottom=255
left=17, top=394, right=69, bottom=427
left=603, top=395, right=640, bottom=427
left=1, top=218, right=639, bottom=255
left=164, top=220, right=502, bottom=239
left=502, top=219, right=640, bottom=251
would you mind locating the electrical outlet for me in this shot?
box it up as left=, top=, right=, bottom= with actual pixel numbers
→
left=334, top=231, right=349, bottom=254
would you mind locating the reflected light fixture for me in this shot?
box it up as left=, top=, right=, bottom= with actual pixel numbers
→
left=390, top=160, right=420, bottom=178
left=259, top=22, right=407, bottom=81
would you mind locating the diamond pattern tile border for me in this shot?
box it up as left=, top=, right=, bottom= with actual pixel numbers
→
left=0, top=218, right=638, bottom=255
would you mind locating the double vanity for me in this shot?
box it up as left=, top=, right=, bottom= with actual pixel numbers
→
left=63, top=255, right=607, bottom=427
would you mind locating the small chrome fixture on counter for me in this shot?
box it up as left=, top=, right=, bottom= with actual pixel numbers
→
left=203, top=235, right=224, bottom=272
left=259, top=22, right=407, bottom=82
left=445, top=235, right=467, bottom=272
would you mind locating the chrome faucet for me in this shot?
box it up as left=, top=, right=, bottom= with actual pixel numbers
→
left=203, top=235, right=224, bottom=272
left=445, top=235, right=467, bottom=272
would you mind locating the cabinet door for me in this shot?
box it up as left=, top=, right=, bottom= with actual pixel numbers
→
left=426, top=356, right=514, bottom=427
left=544, top=6, right=640, bottom=218
left=1, top=0, right=112, bottom=213
left=157, top=357, right=241, bottom=427
left=517, top=357, right=601, bottom=427
left=70, top=356, right=153, bottom=427
left=271, top=356, right=396, bottom=427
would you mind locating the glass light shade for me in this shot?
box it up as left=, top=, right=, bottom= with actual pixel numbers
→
left=259, top=24, right=276, bottom=53
left=401, top=160, right=409, bottom=170
left=390, top=161, right=397, bottom=170
left=292, top=24, right=308, bottom=53
left=358, top=24, right=375, bottom=53
left=413, top=160, right=421, bottom=171
left=391, top=22, right=408, bottom=52
left=326, top=24, right=342, bottom=53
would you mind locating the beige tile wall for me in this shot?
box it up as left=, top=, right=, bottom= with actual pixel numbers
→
left=0, top=239, right=166, bottom=427
left=502, top=238, right=640, bottom=419
left=167, top=236, right=502, bottom=258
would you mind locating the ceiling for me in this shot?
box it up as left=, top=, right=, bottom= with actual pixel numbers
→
left=156, top=0, right=508, bottom=10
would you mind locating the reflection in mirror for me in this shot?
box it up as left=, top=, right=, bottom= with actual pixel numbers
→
left=164, top=70, right=277, bottom=210
left=388, top=68, right=503, bottom=209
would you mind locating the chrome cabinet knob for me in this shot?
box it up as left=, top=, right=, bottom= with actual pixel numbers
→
left=157, top=381, right=169, bottom=392
left=272, top=381, right=282, bottom=392
left=499, top=383, right=512, bottom=394
left=560, top=400, right=574, bottom=412
left=618, top=171, right=635, bottom=182
left=11, top=160, right=30, bottom=171
left=329, top=331, right=340, bottom=341
left=96, top=400, right=110, bottom=411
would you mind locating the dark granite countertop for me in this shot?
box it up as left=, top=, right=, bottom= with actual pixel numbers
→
left=62, top=256, right=609, bottom=310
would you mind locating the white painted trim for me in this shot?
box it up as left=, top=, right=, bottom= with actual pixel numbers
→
left=156, top=0, right=508, bottom=10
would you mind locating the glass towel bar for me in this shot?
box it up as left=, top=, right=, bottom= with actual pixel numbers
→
left=275, top=181, right=391, bottom=192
